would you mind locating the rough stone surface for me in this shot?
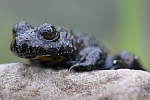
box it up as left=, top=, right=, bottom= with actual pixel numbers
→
left=0, top=63, right=150, bottom=100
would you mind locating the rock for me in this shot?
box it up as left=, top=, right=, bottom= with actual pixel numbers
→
left=0, top=63, right=150, bottom=100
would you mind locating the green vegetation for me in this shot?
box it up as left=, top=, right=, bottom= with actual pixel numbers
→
left=118, top=0, right=148, bottom=70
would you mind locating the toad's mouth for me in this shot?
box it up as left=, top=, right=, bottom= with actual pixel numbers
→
left=10, top=41, right=75, bottom=59
left=11, top=44, right=59, bottom=58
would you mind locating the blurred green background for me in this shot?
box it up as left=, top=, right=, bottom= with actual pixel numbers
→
left=0, top=0, right=150, bottom=71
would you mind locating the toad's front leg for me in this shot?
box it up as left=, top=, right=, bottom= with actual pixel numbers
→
left=68, top=46, right=107, bottom=71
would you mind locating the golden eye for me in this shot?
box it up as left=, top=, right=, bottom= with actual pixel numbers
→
left=39, top=23, right=60, bottom=41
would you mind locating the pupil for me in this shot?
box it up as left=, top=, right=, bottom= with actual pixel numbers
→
left=42, top=32, right=53, bottom=39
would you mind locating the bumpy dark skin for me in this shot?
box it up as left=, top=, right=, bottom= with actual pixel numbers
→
left=104, top=51, right=144, bottom=70
left=10, top=21, right=145, bottom=71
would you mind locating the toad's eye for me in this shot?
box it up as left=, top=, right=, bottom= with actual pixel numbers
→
left=13, top=21, right=32, bottom=35
left=38, top=23, right=60, bottom=41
